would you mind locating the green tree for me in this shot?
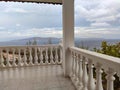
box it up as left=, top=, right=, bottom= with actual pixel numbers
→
left=32, top=39, right=37, bottom=45
left=101, top=41, right=108, bottom=54
left=94, top=41, right=120, bottom=90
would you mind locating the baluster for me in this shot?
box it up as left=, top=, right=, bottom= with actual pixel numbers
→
left=39, top=48, right=43, bottom=64
left=106, top=68, right=116, bottom=90
left=45, top=48, right=49, bottom=64
left=0, top=49, right=5, bottom=67
left=23, top=48, right=28, bottom=66
left=88, top=59, right=95, bottom=90
left=82, top=56, right=88, bottom=90
left=71, top=51, right=75, bottom=77
left=29, top=48, right=33, bottom=66
left=59, top=47, right=62, bottom=64
left=55, top=47, right=58, bottom=64
left=75, top=53, right=79, bottom=78
left=34, top=47, right=39, bottom=65
left=18, top=48, right=22, bottom=66
left=95, top=63, right=103, bottom=90
left=12, top=48, right=17, bottom=67
left=77, top=54, right=83, bottom=89
left=73, top=52, right=76, bottom=79
left=74, top=53, right=77, bottom=80
left=50, top=47, right=54, bottom=64
left=6, top=48, right=11, bottom=67
left=75, top=53, right=79, bottom=85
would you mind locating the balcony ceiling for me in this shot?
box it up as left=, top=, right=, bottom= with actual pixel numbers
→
left=0, top=0, right=62, bottom=4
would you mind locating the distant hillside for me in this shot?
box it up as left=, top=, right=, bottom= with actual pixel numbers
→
left=0, top=37, right=120, bottom=50
left=75, top=38, right=120, bottom=50
left=0, top=37, right=61, bottom=46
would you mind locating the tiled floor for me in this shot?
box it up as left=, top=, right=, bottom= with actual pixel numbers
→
left=0, top=65, right=75, bottom=90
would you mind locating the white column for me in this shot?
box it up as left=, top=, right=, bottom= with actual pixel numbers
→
left=62, top=0, right=74, bottom=76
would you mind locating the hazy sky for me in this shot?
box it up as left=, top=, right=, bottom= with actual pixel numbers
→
left=0, top=0, right=120, bottom=41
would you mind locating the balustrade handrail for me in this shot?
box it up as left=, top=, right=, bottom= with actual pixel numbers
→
left=0, top=44, right=60, bottom=48
left=70, top=46, right=120, bottom=76
left=70, top=47, right=120, bottom=64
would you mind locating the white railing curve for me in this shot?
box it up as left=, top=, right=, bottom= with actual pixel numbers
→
left=0, top=44, right=63, bottom=68
left=70, top=46, right=120, bottom=90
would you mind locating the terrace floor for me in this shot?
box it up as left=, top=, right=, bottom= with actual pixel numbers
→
left=0, top=65, right=75, bottom=90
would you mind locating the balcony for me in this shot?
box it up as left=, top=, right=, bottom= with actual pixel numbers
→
left=0, top=44, right=120, bottom=90
left=0, top=0, right=120, bottom=89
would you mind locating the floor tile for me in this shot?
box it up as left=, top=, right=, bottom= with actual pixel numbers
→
left=0, top=65, right=75, bottom=90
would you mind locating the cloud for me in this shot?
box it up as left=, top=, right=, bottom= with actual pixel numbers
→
left=75, top=27, right=120, bottom=39
left=75, top=0, right=120, bottom=27
left=0, top=26, right=5, bottom=30
left=16, top=24, right=21, bottom=27
left=4, top=8, right=28, bottom=13
left=0, top=0, right=120, bottom=41
left=0, top=26, right=120, bottom=41
left=91, top=22, right=110, bottom=27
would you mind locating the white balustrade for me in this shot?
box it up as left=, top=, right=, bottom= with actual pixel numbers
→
left=0, top=44, right=62, bottom=68
left=70, top=47, right=120, bottom=90
left=0, top=45, right=120, bottom=90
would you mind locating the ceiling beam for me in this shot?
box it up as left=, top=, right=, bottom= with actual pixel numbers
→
left=0, top=0, right=62, bottom=4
